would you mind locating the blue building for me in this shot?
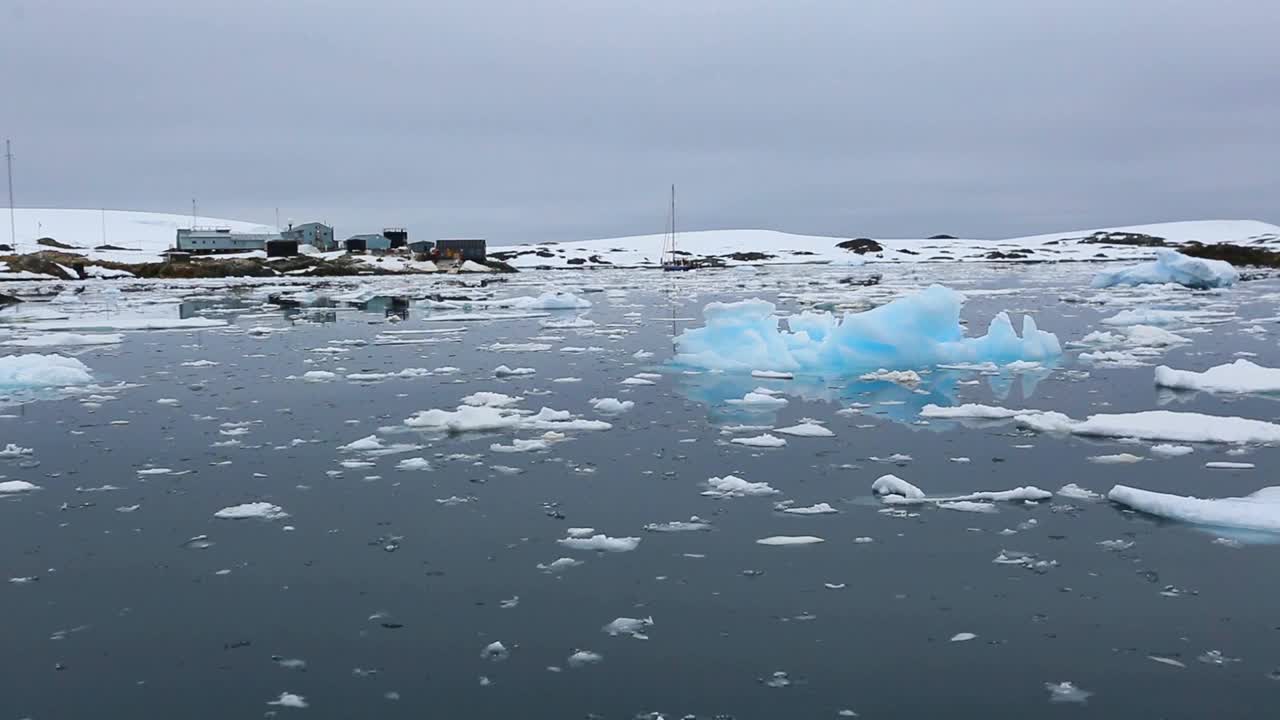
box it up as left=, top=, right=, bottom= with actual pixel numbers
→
left=281, top=222, right=336, bottom=251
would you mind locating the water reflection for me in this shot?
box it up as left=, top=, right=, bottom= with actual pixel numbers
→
left=673, top=362, right=1055, bottom=427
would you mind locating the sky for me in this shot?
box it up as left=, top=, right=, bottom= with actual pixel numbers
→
left=2, top=0, right=1278, bottom=244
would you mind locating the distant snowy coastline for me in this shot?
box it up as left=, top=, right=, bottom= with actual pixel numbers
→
left=1, top=209, right=1278, bottom=278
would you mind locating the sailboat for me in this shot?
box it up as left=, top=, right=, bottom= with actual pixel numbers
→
left=660, top=184, right=694, bottom=272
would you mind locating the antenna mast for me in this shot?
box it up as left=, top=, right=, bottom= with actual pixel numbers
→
left=5, top=140, right=15, bottom=252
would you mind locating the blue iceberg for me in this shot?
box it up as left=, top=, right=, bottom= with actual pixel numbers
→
left=673, top=285, right=1061, bottom=374
left=1091, top=249, right=1238, bottom=289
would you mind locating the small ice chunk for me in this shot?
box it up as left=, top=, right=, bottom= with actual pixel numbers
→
left=481, top=641, right=509, bottom=661
left=590, top=397, right=635, bottom=413
left=950, top=632, right=977, bottom=642
left=871, top=474, right=924, bottom=499
left=557, top=534, right=641, bottom=552
left=267, top=692, right=309, bottom=709
left=1155, top=359, right=1280, bottom=394
left=493, top=365, right=535, bottom=377
left=537, top=557, right=583, bottom=571
left=1057, top=484, right=1102, bottom=501
left=774, top=422, right=834, bottom=437
left=214, top=502, right=287, bottom=520
left=726, top=392, right=788, bottom=409
left=603, top=617, right=653, bottom=639
left=1151, top=444, right=1194, bottom=457
left=781, top=502, right=838, bottom=515
left=751, top=370, right=793, bottom=379
left=1088, top=453, right=1144, bottom=464
left=567, top=650, right=603, bottom=667
left=396, top=457, right=431, bottom=471
left=1205, top=462, right=1254, bottom=470
left=0, top=443, right=34, bottom=457
left=1045, top=681, right=1093, bottom=704
left=340, top=435, right=383, bottom=452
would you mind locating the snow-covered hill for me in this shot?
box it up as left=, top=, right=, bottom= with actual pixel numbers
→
left=491, top=220, right=1280, bottom=269
left=3, top=208, right=273, bottom=263
left=4, top=209, right=1278, bottom=271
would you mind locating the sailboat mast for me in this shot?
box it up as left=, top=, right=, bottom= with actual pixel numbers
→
left=670, top=184, right=675, bottom=252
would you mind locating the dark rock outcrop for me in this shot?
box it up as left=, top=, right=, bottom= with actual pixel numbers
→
left=836, top=238, right=883, bottom=254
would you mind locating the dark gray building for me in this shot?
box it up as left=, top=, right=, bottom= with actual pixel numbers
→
left=436, top=238, right=486, bottom=261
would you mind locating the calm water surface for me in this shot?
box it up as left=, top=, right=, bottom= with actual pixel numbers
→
left=3, top=264, right=1279, bottom=718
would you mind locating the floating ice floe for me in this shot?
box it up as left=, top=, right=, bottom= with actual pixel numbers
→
left=644, top=517, right=713, bottom=532
left=0, top=480, right=39, bottom=493
left=396, top=457, right=431, bottom=471
left=752, top=370, right=793, bottom=379
left=920, top=403, right=1030, bottom=420
left=774, top=422, right=834, bottom=437
left=730, top=433, right=787, bottom=448
left=873, top=474, right=1050, bottom=510
left=1205, top=461, right=1254, bottom=470
left=503, top=291, right=592, bottom=310
left=702, top=475, right=779, bottom=497
left=725, top=391, right=788, bottom=409
left=407, top=405, right=610, bottom=433
left=1091, top=249, right=1238, bottom=289
left=0, top=353, right=94, bottom=387
left=1155, top=360, right=1280, bottom=394
left=871, top=474, right=924, bottom=499
left=26, top=317, right=227, bottom=331
left=591, top=397, right=635, bottom=413
left=1088, top=453, right=1144, bottom=464
left=1151, top=444, right=1194, bottom=457
left=1057, top=484, right=1103, bottom=501
left=1101, top=308, right=1234, bottom=327
left=674, top=285, right=1061, bottom=374
left=756, top=535, right=825, bottom=546
left=3, top=332, right=124, bottom=347
left=494, top=365, right=536, bottom=377
left=859, top=369, right=921, bottom=385
left=298, top=370, right=336, bottom=382
left=1017, top=410, right=1280, bottom=444
left=462, top=391, right=523, bottom=407
left=214, top=502, right=288, bottom=520
left=780, top=502, right=838, bottom=515
left=339, top=435, right=383, bottom=452
left=557, top=534, right=641, bottom=552
left=0, top=443, right=34, bottom=457
left=537, top=557, right=583, bottom=572
left=1109, top=484, right=1280, bottom=534
left=490, top=437, right=554, bottom=453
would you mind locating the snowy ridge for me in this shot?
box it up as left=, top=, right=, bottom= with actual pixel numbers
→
left=492, top=220, right=1280, bottom=269
left=4, top=208, right=274, bottom=263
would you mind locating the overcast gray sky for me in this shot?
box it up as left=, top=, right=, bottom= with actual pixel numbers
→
left=3, top=0, right=1277, bottom=243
